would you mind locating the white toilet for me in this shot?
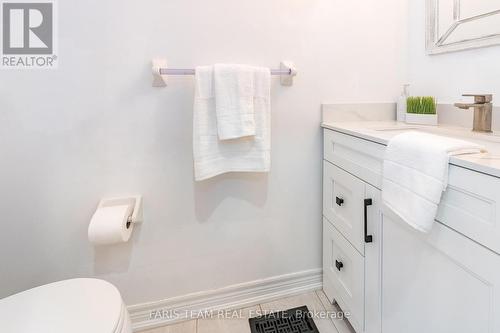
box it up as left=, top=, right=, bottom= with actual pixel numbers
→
left=0, top=278, right=132, bottom=333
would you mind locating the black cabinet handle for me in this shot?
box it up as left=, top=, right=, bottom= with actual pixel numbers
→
left=335, top=260, right=343, bottom=271
left=335, top=197, right=344, bottom=206
left=364, top=198, right=373, bottom=243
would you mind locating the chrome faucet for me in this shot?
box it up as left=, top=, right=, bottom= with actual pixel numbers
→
left=454, top=94, right=493, bottom=133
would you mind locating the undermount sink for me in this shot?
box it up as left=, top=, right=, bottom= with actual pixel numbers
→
left=373, top=126, right=420, bottom=131
left=371, top=125, right=500, bottom=145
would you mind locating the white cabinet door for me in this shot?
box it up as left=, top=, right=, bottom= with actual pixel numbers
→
left=382, top=209, right=500, bottom=333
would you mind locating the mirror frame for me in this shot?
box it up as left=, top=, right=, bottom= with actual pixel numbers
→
left=426, top=0, right=500, bottom=54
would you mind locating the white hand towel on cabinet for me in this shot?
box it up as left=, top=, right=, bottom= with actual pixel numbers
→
left=382, top=132, right=484, bottom=233
left=214, top=64, right=259, bottom=140
left=193, top=65, right=271, bottom=181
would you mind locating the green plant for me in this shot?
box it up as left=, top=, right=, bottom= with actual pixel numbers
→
left=406, top=97, right=420, bottom=114
left=406, top=96, right=436, bottom=115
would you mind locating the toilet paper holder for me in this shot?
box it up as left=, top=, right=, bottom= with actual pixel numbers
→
left=97, top=196, right=143, bottom=229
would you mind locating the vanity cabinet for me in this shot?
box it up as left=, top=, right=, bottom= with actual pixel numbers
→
left=322, top=127, right=500, bottom=333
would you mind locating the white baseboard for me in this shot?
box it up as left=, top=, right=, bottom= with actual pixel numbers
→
left=128, top=269, right=323, bottom=332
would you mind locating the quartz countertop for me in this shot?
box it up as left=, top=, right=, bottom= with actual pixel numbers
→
left=322, top=121, right=500, bottom=178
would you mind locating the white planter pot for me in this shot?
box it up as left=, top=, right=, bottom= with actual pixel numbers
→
left=405, top=113, right=438, bottom=126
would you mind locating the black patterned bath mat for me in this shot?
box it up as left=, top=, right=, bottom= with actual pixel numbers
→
left=249, top=306, right=319, bottom=333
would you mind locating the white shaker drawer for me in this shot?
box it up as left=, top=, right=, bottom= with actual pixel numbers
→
left=324, top=129, right=385, bottom=189
left=437, top=165, right=500, bottom=254
left=323, top=219, right=365, bottom=333
left=323, top=161, right=366, bottom=254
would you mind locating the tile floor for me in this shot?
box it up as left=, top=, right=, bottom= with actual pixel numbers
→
left=140, top=290, right=355, bottom=333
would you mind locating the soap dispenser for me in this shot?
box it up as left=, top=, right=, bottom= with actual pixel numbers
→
left=397, top=84, right=410, bottom=122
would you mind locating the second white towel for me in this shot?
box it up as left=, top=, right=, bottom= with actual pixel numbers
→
left=214, top=64, right=262, bottom=140
left=382, top=131, right=484, bottom=233
left=193, top=65, right=271, bottom=181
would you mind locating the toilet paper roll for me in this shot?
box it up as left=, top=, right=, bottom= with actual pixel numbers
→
left=88, top=205, right=134, bottom=245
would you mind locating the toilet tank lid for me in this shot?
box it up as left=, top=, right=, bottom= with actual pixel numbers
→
left=0, top=278, right=125, bottom=333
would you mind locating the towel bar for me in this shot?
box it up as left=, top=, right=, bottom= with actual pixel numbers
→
left=152, top=58, right=297, bottom=87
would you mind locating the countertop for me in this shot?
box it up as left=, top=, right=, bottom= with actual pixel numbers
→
left=322, top=121, right=500, bottom=178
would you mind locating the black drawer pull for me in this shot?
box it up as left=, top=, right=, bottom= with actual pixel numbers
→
left=335, top=260, right=344, bottom=271
left=335, top=197, right=344, bottom=206
left=364, top=198, right=373, bottom=243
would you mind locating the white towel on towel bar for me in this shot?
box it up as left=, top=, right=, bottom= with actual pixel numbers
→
left=193, top=65, right=271, bottom=181
left=382, top=131, right=485, bottom=233
left=214, top=64, right=262, bottom=140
